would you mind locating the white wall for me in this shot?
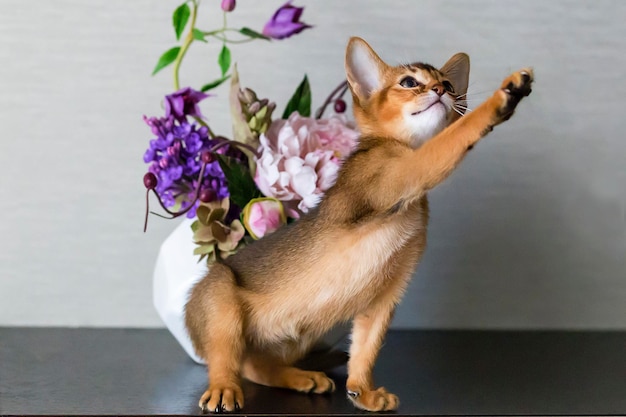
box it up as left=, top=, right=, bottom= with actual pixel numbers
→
left=0, top=0, right=624, bottom=328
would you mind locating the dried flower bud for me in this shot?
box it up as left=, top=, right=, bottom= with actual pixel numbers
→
left=237, top=90, right=248, bottom=105
left=241, top=88, right=257, bottom=104
left=220, top=0, right=236, bottom=12
left=143, top=172, right=158, bottom=189
left=247, top=101, right=261, bottom=115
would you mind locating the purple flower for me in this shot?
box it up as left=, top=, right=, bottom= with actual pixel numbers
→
left=164, top=87, right=209, bottom=123
left=143, top=113, right=232, bottom=218
left=221, top=0, right=236, bottom=12
left=262, top=1, right=312, bottom=40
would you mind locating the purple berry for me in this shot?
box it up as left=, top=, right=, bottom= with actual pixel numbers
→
left=334, top=99, right=347, bottom=113
left=201, top=151, right=215, bottom=164
left=199, top=189, right=216, bottom=203
left=143, top=172, right=158, bottom=189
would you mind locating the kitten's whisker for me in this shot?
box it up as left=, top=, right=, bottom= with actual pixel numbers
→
left=451, top=106, right=466, bottom=116
left=453, top=104, right=473, bottom=114
left=456, top=99, right=483, bottom=104
left=456, top=89, right=493, bottom=99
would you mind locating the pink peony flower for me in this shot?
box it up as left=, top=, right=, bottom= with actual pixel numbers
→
left=242, top=198, right=286, bottom=239
left=254, top=113, right=359, bottom=218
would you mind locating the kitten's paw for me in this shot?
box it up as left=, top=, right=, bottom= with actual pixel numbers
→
left=286, top=370, right=336, bottom=394
left=346, top=386, right=399, bottom=412
left=199, top=383, right=244, bottom=413
left=497, top=68, right=534, bottom=120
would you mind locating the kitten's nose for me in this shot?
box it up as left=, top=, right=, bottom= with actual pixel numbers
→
left=431, top=83, right=445, bottom=96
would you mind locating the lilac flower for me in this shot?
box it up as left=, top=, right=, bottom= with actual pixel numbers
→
left=163, top=87, right=209, bottom=123
left=220, top=0, right=236, bottom=12
left=143, top=114, right=230, bottom=218
left=262, top=1, right=312, bottom=40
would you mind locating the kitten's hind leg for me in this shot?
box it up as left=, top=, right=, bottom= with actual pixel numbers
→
left=242, top=352, right=336, bottom=394
left=185, top=263, right=245, bottom=413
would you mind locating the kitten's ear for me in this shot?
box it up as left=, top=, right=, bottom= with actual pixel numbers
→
left=441, top=53, right=470, bottom=98
left=345, top=37, right=387, bottom=102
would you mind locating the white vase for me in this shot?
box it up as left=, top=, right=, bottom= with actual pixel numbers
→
left=152, top=218, right=350, bottom=365
left=153, top=218, right=207, bottom=364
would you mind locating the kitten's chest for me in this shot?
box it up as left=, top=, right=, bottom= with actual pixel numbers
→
left=244, top=200, right=428, bottom=346
left=310, top=200, right=427, bottom=311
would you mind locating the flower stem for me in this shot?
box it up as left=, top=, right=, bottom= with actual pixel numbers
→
left=144, top=159, right=209, bottom=228
left=209, top=34, right=256, bottom=44
left=173, top=0, right=199, bottom=90
left=209, top=138, right=260, bottom=158
left=315, top=80, right=349, bottom=119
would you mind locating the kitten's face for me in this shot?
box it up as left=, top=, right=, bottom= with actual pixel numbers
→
left=345, top=38, right=470, bottom=148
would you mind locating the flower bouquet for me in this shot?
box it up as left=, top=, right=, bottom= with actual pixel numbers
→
left=142, top=0, right=358, bottom=362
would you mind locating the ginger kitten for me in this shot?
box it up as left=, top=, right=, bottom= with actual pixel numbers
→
left=185, top=37, right=533, bottom=413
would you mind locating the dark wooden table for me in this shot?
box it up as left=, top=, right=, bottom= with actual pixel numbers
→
left=1, top=328, right=626, bottom=416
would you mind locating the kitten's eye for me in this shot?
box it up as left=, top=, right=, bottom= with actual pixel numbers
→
left=399, top=76, right=420, bottom=88
left=442, top=80, right=455, bottom=93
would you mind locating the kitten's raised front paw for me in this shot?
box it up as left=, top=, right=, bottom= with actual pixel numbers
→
left=497, top=68, right=534, bottom=120
left=346, top=386, right=399, bottom=412
left=198, top=383, right=244, bottom=413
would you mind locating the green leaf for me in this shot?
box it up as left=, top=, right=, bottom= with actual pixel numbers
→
left=200, top=74, right=231, bottom=92
left=172, top=3, right=191, bottom=41
left=282, top=75, right=312, bottom=118
left=239, top=27, right=270, bottom=40
left=218, top=45, right=231, bottom=77
left=152, top=46, right=181, bottom=75
left=194, top=224, right=215, bottom=243
left=193, top=244, right=215, bottom=256
left=216, top=154, right=261, bottom=209
left=192, top=28, right=207, bottom=42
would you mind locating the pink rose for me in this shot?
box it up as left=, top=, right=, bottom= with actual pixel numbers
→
left=242, top=198, right=287, bottom=239
left=254, top=113, right=359, bottom=218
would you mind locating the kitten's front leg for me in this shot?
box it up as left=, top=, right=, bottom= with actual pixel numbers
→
left=455, top=68, right=534, bottom=137
left=346, top=299, right=398, bottom=412
left=403, top=69, right=534, bottom=195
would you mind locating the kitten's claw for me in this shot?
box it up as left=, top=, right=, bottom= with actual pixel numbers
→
left=347, top=390, right=360, bottom=398
left=198, top=384, right=244, bottom=414
left=497, top=68, right=534, bottom=121
left=346, top=386, right=399, bottom=411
